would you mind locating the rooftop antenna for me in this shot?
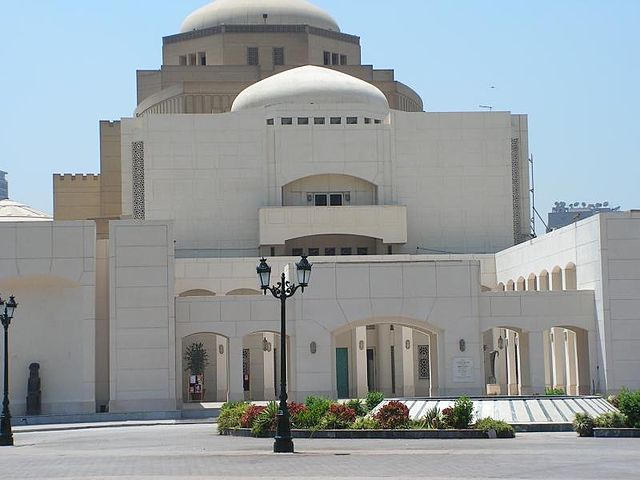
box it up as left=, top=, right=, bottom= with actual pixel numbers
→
left=479, top=105, right=493, bottom=111
left=529, top=154, right=548, bottom=234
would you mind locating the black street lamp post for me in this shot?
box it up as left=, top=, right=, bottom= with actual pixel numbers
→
left=257, top=256, right=312, bottom=453
left=0, top=295, right=18, bottom=447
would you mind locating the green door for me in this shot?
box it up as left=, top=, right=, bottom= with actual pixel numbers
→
left=336, top=348, right=349, bottom=398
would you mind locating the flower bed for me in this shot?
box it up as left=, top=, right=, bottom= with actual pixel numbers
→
left=218, top=393, right=515, bottom=439
left=573, top=387, right=640, bottom=437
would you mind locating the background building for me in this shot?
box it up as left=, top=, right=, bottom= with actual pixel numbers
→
left=0, top=170, right=8, bottom=200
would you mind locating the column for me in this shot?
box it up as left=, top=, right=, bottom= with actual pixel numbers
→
left=227, top=337, right=245, bottom=401
left=506, top=330, right=519, bottom=395
left=429, top=334, right=439, bottom=396
left=263, top=333, right=276, bottom=400
left=496, top=331, right=508, bottom=393
left=377, top=325, right=393, bottom=396
left=401, top=327, right=415, bottom=397
left=543, top=329, right=552, bottom=389
left=524, top=331, right=547, bottom=395
left=355, top=326, right=368, bottom=398
left=551, top=328, right=566, bottom=391
left=565, top=330, right=578, bottom=395
left=216, top=336, right=228, bottom=402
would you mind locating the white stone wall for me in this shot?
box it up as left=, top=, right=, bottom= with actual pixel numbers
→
left=109, top=220, right=175, bottom=412
left=0, top=221, right=96, bottom=414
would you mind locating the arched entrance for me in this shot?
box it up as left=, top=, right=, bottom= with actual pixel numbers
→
left=543, top=326, right=590, bottom=395
left=483, top=327, right=525, bottom=395
left=181, top=333, right=228, bottom=403
left=241, top=331, right=290, bottom=401
left=332, top=319, right=439, bottom=399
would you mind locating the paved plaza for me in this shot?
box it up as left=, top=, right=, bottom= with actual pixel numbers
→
left=1, top=424, right=640, bottom=479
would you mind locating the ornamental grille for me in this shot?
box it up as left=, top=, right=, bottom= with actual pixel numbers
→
left=511, top=138, right=521, bottom=244
left=418, top=345, right=430, bottom=380
left=132, top=141, right=145, bottom=220
left=243, top=348, right=251, bottom=392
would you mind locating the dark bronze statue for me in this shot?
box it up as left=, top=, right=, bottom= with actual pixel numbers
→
left=26, top=363, right=41, bottom=415
left=488, top=350, right=499, bottom=384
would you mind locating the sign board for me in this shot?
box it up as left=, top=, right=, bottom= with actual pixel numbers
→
left=189, top=374, right=204, bottom=394
left=452, top=357, right=474, bottom=382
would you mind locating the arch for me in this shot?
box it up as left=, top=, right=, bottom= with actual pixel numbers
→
left=551, top=266, right=563, bottom=291
left=181, top=332, right=229, bottom=404
left=497, top=283, right=506, bottom=292
left=331, top=317, right=440, bottom=399
left=226, top=288, right=261, bottom=296
left=527, top=273, right=538, bottom=291
left=483, top=326, right=527, bottom=396
left=544, top=326, right=590, bottom=395
left=241, top=331, right=291, bottom=401
left=564, top=263, right=577, bottom=290
left=178, top=289, right=216, bottom=297
left=516, top=277, right=526, bottom=291
left=282, top=173, right=377, bottom=207
left=539, top=270, right=550, bottom=291
left=506, top=280, right=515, bottom=291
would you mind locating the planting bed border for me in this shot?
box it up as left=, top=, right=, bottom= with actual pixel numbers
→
left=221, top=428, right=512, bottom=439
left=593, top=428, right=640, bottom=438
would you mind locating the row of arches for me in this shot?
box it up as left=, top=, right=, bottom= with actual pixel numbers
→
left=497, top=263, right=577, bottom=292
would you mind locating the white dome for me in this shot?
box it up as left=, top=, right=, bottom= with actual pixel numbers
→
left=231, top=66, right=390, bottom=113
left=181, top=0, right=340, bottom=33
left=0, top=199, right=52, bottom=222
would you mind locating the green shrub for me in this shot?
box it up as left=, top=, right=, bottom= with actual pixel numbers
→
left=607, top=394, right=620, bottom=409
left=350, top=417, right=381, bottom=430
left=305, top=396, right=332, bottom=414
left=295, top=396, right=333, bottom=429
left=617, top=388, right=640, bottom=428
left=573, top=412, right=595, bottom=437
left=366, top=391, right=385, bottom=412
left=251, top=401, right=278, bottom=436
left=345, top=399, right=367, bottom=417
left=373, top=400, right=410, bottom=429
left=545, top=387, right=566, bottom=396
left=594, top=411, right=628, bottom=429
left=450, top=396, right=474, bottom=429
left=218, top=402, right=249, bottom=433
left=475, top=418, right=515, bottom=438
left=415, top=406, right=442, bottom=429
left=320, top=404, right=357, bottom=429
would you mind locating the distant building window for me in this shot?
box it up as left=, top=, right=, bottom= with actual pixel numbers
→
left=297, top=117, right=309, bottom=125
left=323, top=51, right=331, bottom=65
left=292, top=248, right=304, bottom=256
left=325, top=247, right=336, bottom=256
left=387, top=245, right=393, bottom=255
left=330, top=194, right=343, bottom=206
left=364, top=117, right=372, bottom=124
left=314, top=117, right=325, bottom=125
left=247, top=47, right=259, bottom=65
left=198, top=52, right=207, bottom=65
left=308, top=248, right=320, bottom=256
left=346, top=117, right=358, bottom=125
left=332, top=53, right=339, bottom=65
left=266, top=118, right=274, bottom=125
left=281, top=117, right=293, bottom=125
left=340, top=55, right=347, bottom=65
left=357, top=247, right=369, bottom=255
left=375, top=119, right=382, bottom=124
left=179, top=55, right=187, bottom=66
left=314, top=194, right=328, bottom=206
left=188, top=53, right=197, bottom=65
left=273, top=47, right=285, bottom=66
left=330, top=117, right=341, bottom=125
left=341, top=247, right=353, bottom=256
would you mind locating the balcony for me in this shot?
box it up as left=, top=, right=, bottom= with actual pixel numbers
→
left=258, top=205, right=407, bottom=245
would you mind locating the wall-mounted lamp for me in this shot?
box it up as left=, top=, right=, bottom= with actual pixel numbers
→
left=310, top=341, right=317, bottom=354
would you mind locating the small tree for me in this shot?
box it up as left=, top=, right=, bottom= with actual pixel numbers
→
left=184, top=342, right=210, bottom=376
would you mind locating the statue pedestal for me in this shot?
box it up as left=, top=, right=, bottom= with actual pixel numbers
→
left=486, top=384, right=501, bottom=396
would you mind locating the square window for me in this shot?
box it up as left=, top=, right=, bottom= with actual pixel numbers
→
left=341, top=247, right=353, bottom=256
left=198, top=52, right=207, bottom=66
left=314, top=117, right=325, bottom=125
left=346, top=117, right=358, bottom=124
left=297, top=117, right=309, bottom=125
left=324, top=247, right=336, bottom=256
left=281, top=117, right=293, bottom=125
left=308, top=248, right=320, bottom=256
left=330, top=194, right=343, bottom=206
left=266, top=118, right=274, bottom=125
left=364, top=117, right=372, bottom=124
left=179, top=55, right=187, bottom=66
left=292, top=248, right=303, bottom=256
left=314, top=194, right=328, bottom=206
left=247, top=47, right=259, bottom=65
left=357, top=247, right=369, bottom=255
left=330, top=117, right=341, bottom=125
left=273, top=47, right=285, bottom=66
left=323, top=51, right=331, bottom=66
left=332, top=53, right=339, bottom=65
left=340, top=54, right=347, bottom=65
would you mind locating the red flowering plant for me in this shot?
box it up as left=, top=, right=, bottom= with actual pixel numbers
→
left=240, top=404, right=266, bottom=428
left=440, top=407, right=454, bottom=429
left=373, top=401, right=410, bottom=429
left=287, top=401, right=308, bottom=428
left=321, top=403, right=357, bottom=429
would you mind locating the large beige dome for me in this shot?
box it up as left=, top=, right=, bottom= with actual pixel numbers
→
left=0, top=199, right=52, bottom=222
left=231, top=65, right=390, bottom=113
left=181, top=0, right=340, bottom=33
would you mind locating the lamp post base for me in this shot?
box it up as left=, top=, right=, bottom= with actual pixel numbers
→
left=273, top=436, right=294, bottom=453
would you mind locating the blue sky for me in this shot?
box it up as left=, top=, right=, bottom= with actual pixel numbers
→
left=1, top=0, right=638, bottom=232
